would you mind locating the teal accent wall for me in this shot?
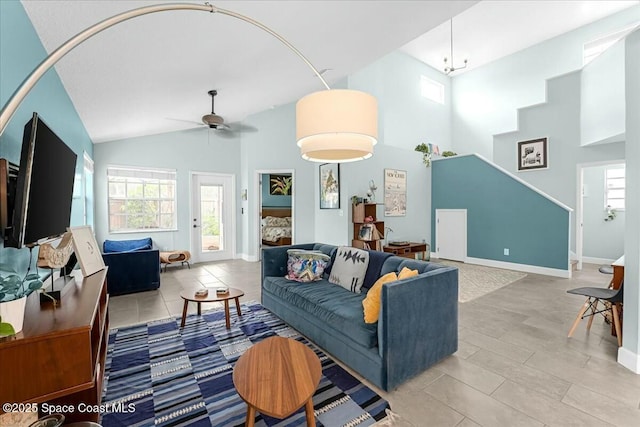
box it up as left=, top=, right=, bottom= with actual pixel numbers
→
left=0, top=0, right=93, bottom=273
left=432, top=155, right=570, bottom=270
left=261, top=173, right=291, bottom=207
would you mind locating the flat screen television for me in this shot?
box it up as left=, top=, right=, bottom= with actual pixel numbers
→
left=4, top=113, right=77, bottom=248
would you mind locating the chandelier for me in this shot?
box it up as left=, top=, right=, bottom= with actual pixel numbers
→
left=443, top=18, right=468, bottom=75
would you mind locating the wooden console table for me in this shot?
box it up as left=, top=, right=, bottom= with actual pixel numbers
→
left=383, top=242, right=430, bottom=260
left=0, top=268, right=109, bottom=423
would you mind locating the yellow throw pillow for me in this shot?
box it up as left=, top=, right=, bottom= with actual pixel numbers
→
left=398, top=266, right=419, bottom=280
left=362, top=272, right=398, bottom=324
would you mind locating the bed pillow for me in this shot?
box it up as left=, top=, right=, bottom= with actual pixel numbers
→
left=362, top=272, right=398, bottom=323
left=285, top=249, right=330, bottom=282
left=328, top=246, right=370, bottom=293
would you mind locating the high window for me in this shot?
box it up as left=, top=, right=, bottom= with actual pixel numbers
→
left=605, top=165, right=625, bottom=210
left=107, top=166, right=177, bottom=232
left=421, top=75, right=445, bottom=104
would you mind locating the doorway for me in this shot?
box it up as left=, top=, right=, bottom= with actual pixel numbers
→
left=435, top=209, right=467, bottom=261
left=191, top=172, right=235, bottom=262
left=576, top=161, right=625, bottom=270
left=256, top=169, right=294, bottom=260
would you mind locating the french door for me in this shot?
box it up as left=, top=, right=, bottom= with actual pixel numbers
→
left=191, top=173, right=234, bottom=262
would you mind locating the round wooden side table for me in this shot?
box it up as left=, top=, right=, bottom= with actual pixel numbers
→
left=233, top=336, right=321, bottom=427
left=179, top=287, right=244, bottom=329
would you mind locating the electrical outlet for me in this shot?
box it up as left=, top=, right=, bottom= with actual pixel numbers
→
left=504, top=248, right=509, bottom=256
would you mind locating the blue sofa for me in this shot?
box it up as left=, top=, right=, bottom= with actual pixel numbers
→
left=102, top=237, right=161, bottom=296
left=261, top=243, right=458, bottom=391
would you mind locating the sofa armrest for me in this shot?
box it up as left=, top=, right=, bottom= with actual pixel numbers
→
left=379, top=266, right=458, bottom=389
left=261, top=243, right=316, bottom=280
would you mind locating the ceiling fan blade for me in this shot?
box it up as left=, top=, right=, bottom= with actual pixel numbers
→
left=227, top=122, right=258, bottom=133
left=166, top=118, right=205, bottom=126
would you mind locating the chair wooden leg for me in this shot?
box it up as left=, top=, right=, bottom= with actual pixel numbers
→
left=612, top=303, right=622, bottom=347
left=568, top=298, right=591, bottom=338
left=586, top=299, right=598, bottom=331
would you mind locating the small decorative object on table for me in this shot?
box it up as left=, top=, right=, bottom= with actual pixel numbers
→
left=195, top=288, right=209, bottom=297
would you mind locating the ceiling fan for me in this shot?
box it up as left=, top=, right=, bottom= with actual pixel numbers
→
left=202, top=89, right=230, bottom=130
left=167, top=90, right=257, bottom=137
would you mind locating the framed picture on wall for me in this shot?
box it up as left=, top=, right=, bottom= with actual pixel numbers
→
left=518, top=138, right=548, bottom=171
left=269, top=174, right=292, bottom=195
left=319, top=163, right=340, bottom=209
left=384, top=169, right=407, bottom=216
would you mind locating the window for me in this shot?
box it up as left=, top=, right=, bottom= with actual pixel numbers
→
left=583, top=24, right=638, bottom=65
left=605, top=165, right=625, bottom=210
left=421, top=75, right=444, bottom=104
left=107, top=166, right=177, bottom=232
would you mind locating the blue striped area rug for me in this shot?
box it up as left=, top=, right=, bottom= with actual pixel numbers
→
left=101, top=301, right=390, bottom=426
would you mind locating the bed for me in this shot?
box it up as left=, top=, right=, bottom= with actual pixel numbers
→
left=261, top=207, right=292, bottom=246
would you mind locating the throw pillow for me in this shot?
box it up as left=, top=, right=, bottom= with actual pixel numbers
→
left=328, top=246, right=370, bottom=293
left=398, top=266, right=419, bottom=280
left=362, top=272, right=398, bottom=323
left=285, top=249, right=330, bottom=283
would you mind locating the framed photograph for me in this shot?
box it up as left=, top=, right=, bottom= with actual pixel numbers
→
left=518, top=137, right=548, bottom=171
left=358, top=224, right=373, bottom=241
left=319, top=163, right=340, bottom=209
left=384, top=169, right=407, bottom=217
left=269, top=174, right=292, bottom=196
left=68, top=225, right=105, bottom=277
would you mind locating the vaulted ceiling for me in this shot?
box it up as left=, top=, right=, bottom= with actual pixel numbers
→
left=20, top=0, right=638, bottom=143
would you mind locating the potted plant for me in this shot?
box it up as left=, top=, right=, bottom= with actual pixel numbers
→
left=0, top=265, right=43, bottom=335
left=414, top=143, right=432, bottom=166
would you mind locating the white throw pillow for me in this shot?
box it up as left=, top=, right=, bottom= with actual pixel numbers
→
left=328, top=246, right=370, bottom=293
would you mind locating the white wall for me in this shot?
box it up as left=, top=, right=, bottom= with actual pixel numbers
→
left=93, top=127, right=241, bottom=253
left=581, top=40, right=626, bottom=146
left=452, top=5, right=639, bottom=159
left=582, top=164, right=625, bottom=260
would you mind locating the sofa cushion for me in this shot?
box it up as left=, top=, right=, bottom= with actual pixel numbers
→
left=362, top=272, right=398, bottom=324
left=329, top=246, right=369, bottom=293
left=380, top=257, right=446, bottom=276
left=103, top=238, right=152, bottom=253
left=263, top=276, right=378, bottom=348
left=361, top=250, right=393, bottom=291
left=285, top=249, right=330, bottom=282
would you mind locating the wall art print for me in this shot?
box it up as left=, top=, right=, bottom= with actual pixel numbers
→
left=269, top=174, right=292, bottom=195
left=384, top=169, right=406, bottom=217
left=320, top=163, right=340, bottom=209
left=518, top=137, right=548, bottom=171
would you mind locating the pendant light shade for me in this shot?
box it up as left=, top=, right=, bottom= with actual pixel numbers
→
left=296, top=89, right=378, bottom=163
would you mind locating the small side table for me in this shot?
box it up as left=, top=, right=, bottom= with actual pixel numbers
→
left=179, top=287, right=244, bottom=329
left=383, top=242, right=430, bottom=260
left=233, top=336, right=321, bottom=427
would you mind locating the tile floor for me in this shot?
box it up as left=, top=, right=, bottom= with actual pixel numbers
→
left=108, top=261, right=640, bottom=426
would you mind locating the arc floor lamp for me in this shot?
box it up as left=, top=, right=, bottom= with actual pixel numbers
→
left=0, top=2, right=377, bottom=162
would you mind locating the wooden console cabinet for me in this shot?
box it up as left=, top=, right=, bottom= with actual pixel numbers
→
left=0, top=268, right=109, bottom=423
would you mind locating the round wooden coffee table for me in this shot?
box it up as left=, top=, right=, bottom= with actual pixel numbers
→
left=233, top=336, right=321, bottom=427
left=179, top=287, right=244, bottom=329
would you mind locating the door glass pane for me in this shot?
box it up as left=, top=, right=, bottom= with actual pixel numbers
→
left=201, top=184, right=223, bottom=252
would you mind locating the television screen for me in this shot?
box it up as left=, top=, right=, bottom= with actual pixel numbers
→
left=7, top=113, right=77, bottom=248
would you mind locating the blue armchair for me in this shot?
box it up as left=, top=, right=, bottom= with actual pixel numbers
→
left=102, top=237, right=160, bottom=296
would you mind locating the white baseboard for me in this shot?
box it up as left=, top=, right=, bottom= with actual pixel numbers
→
left=240, top=253, right=259, bottom=262
left=465, top=257, right=571, bottom=278
left=618, top=347, right=640, bottom=374
left=581, top=256, right=616, bottom=265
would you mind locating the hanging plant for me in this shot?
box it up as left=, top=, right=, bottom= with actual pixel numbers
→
left=442, top=151, right=457, bottom=157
